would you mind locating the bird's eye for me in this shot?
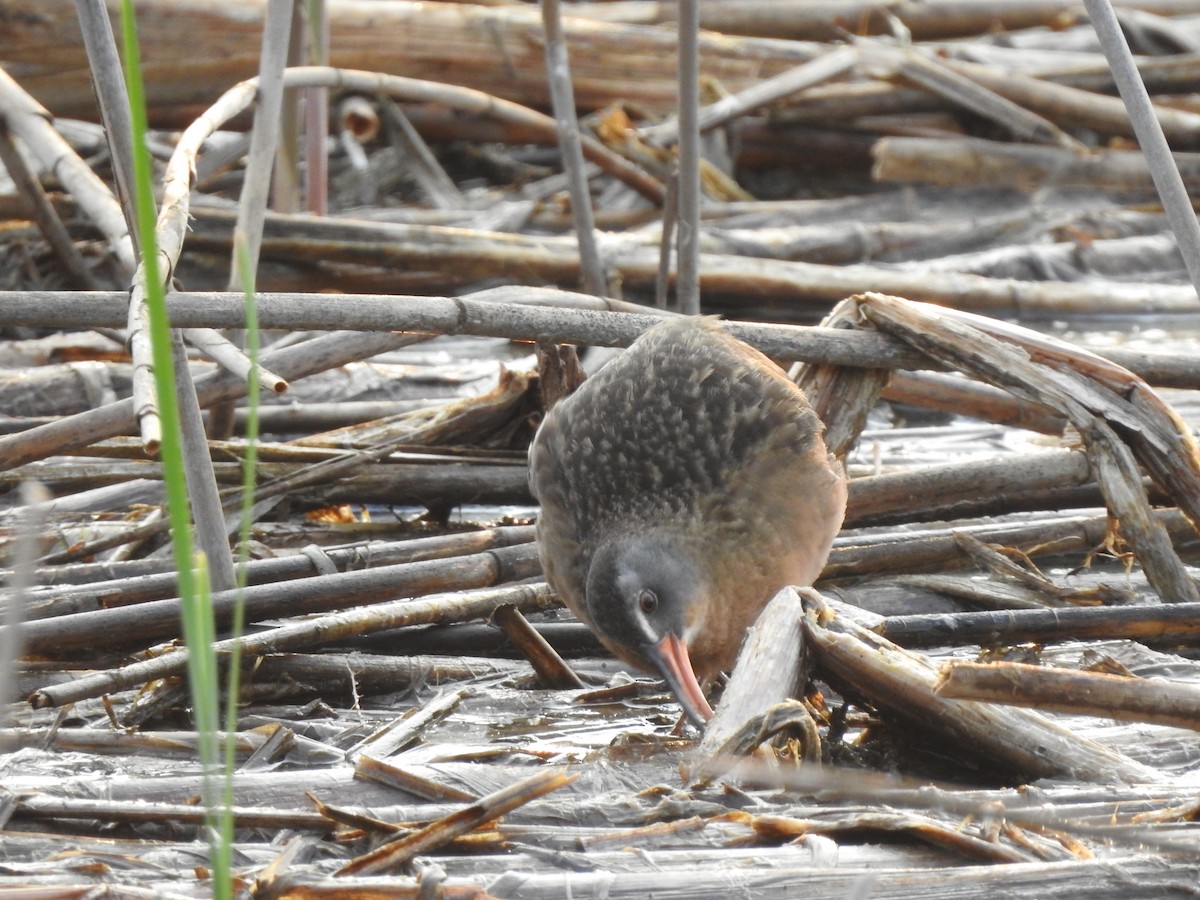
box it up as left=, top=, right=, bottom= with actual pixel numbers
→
left=637, top=589, right=658, bottom=614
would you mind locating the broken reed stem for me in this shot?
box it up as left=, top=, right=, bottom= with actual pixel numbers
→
left=0, top=330, right=424, bottom=471
left=338, top=768, right=578, bottom=875
left=540, top=0, right=606, bottom=298
left=29, top=582, right=557, bottom=708
left=697, top=586, right=806, bottom=763
left=827, top=507, right=1198, bottom=581
left=14, top=526, right=535, bottom=615
left=936, top=660, right=1200, bottom=730
left=852, top=293, right=1200, bottom=603
left=846, top=449, right=1092, bottom=523
left=882, top=370, right=1067, bottom=435
left=185, top=204, right=1200, bottom=313
left=7, top=289, right=1200, bottom=386
left=491, top=605, right=585, bottom=689
left=873, top=134, right=1200, bottom=194
left=250, top=652, right=531, bottom=699
left=352, top=688, right=470, bottom=762
left=805, top=593, right=1161, bottom=783
left=19, top=543, right=543, bottom=657
left=1082, top=0, right=1200, bottom=294
left=879, top=598, right=1200, bottom=649
left=674, top=0, right=701, bottom=315
left=9, top=792, right=335, bottom=832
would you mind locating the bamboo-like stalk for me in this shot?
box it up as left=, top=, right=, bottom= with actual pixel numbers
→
left=5, top=289, right=1200, bottom=383
left=228, top=0, right=293, bottom=291
left=377, top=98, right=464, bottom=207
left=880, top=596, right=1200, bottom=648
left=171, top=330, right=237, bottom=593
left=937, top=56, right=1200, bottom=147
left=0, top=68, right=134, bottom=271
left=341, top=769, right=578, bottom=875
left=641, top=44, right=859, bottom=144
left=19, top=543, right=542, bottom=657
left=73, top=0, right=141, bottom=252
left=882, top=370, right=1067, bottom=435
left=867, top=44, right=1083, bottom=148
left=303, top=0, right=330, bottom=217
left=845, top=449, right=1092, bottom=524
left=11, top=526, right=535, bottom=614
left=1083, top=0, right=1200, bottom=295
left=937, top=660, right=1200, bottom=730
left=873, top=133, right=1200, bottom=195
left=828, top=508, right=1199, bottom=580
left=491, top=605, right=585, bottom=689
left=540, top=0, right=606, bottom=298
left=351, top=688, right=471, bottom=763
left=273, top=2, right=305, bottom=215
left=0, top=483, right=48, bottom=727
left=655, top=167, right=677, bottom=308
left=674, top=0, right=701, bottom=315
left=6, top=791, right=335, bottom=831
left=29, top=582, right=556, bottom=708
left=183, top=329, right=287, bottom=395
left=205, top=0, right=295, bottom=440
left=253, top=651, right=532, bottom=697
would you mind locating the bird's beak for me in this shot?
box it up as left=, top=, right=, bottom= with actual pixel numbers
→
left=650, top=632, right=714, bottom=728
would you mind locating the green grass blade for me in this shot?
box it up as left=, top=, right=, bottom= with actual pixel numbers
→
left=118, top=4, right=230, bottom=896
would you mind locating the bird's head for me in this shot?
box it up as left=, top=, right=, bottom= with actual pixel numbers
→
left=585, top=532, right=715, bottom=727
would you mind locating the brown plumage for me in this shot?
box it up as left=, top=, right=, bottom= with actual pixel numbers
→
left=529, top=317, right=847, bottom=726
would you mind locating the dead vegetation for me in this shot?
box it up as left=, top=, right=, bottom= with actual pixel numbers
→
left=4, top=0, right=1200, bottom=895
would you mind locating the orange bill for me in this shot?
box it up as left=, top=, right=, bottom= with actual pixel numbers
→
left=652, top=632, right=715, bottom=728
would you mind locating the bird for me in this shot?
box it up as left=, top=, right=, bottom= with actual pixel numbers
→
left=528, top=316, right=847, bottom=727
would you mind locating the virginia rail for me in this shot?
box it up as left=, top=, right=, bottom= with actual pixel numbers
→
left=529, top=317, right=847, bottom=727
